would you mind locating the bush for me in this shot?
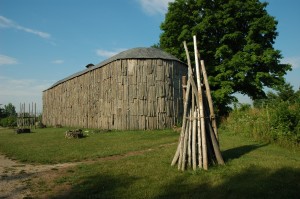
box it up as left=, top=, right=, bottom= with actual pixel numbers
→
left=269, top=102, right=299, bottom=135
left=221, top=101, right=300, bottom=148
left=221, top=84, right=300, bottom=148
left=0, top=116, right=17, bottom=128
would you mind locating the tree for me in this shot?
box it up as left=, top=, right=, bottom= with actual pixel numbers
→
left=0, top=105, right=4, bottom=118
left=160, top=0, right=291, bottom=115
left=253, top=82, right=299, bottom=108
left=3, top=103, right=17, bottom=117
left=0, top=103, right=17, bottom=127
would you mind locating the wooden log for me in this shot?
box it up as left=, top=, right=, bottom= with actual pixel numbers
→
left=178, top=135, right=183, bottom=170
left=184, top=41, right=203, bottom=169
left=204, top=103, right=225, bottom=165
left=193, top=35, right=208, bottom=170
left=192, top=109, right=197, bottom=170
left=181, top=117, right=189, bottom=171
left=187, top=109, right=192, bottom=168
left=183, top=41, right=203, bottom=169
left=182, top=76, right=187, bottom=104
left=201, top=59, right=218, bottom=141
left=171, top=73, right=192, bottom=166
left=172, top=41, right=194, bottom=166
left=208, top=120, right=224, bottom=165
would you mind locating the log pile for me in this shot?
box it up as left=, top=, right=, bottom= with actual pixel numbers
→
left=65, top=129, right=84, bottom=139
left=15, top=128, right=31, bottom=134
left=172, top=36, right=224, bottom=171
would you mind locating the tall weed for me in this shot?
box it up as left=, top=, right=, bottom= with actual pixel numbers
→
left=221, top=102, right=300, bottom=148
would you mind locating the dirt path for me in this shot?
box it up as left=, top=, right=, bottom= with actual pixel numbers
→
left=0, top=154, right=78, bottom=199
left=0, top=152, right=149, bottom=199
left=0, top=142, right=176, bottom=198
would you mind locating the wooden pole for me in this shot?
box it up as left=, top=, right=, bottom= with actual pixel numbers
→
left=22, top=103, right=26, bottom=128
left=181, top=118, right=189, bottom=171
left=171, top=73, right=192, bottom=166
left=193, top=35, right=208, bottom=170
left=172, top=41, right=194, bottom=166
left=189, top=76, right=203, bottom=168
left=201, top=60, right=218, bottom=141
left=187, top=109, right=192, bottom=168
left=34, top=103, right=36, bottom=128
left=172, top=36, right=224, bottom=171
left=182, top=76, right=187, bottom=104
left=192, top=109, right=197, bottom=170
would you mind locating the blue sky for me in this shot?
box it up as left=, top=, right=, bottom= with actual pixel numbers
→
left=0, top=0, right=299, bottom=112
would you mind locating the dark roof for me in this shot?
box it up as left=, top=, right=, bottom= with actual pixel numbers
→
left=44, top=47, right=184, bottom=91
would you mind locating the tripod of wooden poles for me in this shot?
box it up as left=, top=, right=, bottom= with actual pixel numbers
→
left=171, top=36, right=224, bottom=171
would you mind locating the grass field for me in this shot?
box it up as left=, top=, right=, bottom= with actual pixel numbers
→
left=0, top=128, right=299, bottom=198
left=0, top=128, right=178, bottom=164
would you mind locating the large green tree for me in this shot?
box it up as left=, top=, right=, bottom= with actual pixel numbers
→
left=160, top=0, right=291, bottom=115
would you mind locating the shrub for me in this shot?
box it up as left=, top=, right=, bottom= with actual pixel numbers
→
left=0, top=116, right=17, bottom=127
left=221, top=102, right=300, bottom=148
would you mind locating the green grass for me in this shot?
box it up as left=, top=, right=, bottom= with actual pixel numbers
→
left=0, top=128, right=178, bottom=164
left=49, top=133, right=300, bottom=199
left=0, top=128, right=299, bottom=198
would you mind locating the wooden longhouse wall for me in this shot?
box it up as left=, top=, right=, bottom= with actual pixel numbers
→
left=43, top=48, right=187, bottom=130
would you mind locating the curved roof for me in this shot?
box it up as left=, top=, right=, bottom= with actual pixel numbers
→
left=45, top=47, right=184, bottom=91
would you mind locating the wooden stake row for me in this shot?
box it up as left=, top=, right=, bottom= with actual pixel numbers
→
left=171, top=36, right=224, bottom=171
left=17, top=102, right=37, bottom=129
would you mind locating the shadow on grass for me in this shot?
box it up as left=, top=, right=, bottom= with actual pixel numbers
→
left=50, top=174, right=138, bottom=199
left=51, top=166, right=300, bottom=199
left=222, top=143, right=268, bottom=162
left=156, top=166, right=300, bottom=199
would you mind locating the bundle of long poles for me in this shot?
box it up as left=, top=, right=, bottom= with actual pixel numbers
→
left=171, top=36, right=224, bottom=171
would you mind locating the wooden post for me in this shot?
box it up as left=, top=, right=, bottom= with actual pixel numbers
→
left=182, top=76, right=187, bottom=104
left=201, top=60, right=218, bottom=141
left=187, top=109, right=192, bottom=168
left=181, top=118, right=189, bottom=171
left=172, top=36, right=224, bottom=171
left=34, top=103, right=36, bottom=128
left=171, top=71, right=192, bottom=166
left=192, top=109, right=197, bottom=170
left=193, top=35, right=208, bottom=170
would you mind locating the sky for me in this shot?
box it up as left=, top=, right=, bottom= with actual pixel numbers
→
left=0, top=0, right=299, bottom=112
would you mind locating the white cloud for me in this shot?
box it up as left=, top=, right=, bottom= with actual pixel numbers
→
left=0, top=15, right=51, bottom=39
left=0, top=54, right=18, bottom=65
left=281, top=56, right=300, bottom=69
left=52, top=59, right=64, bottom=64
left=0, top=76, right=53, bottom=112
left=137, top=0, right=174, bottom=15
left=96, top=48, right=127, bottom=58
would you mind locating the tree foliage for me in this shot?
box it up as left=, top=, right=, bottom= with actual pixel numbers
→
left=160, top=0, right=291, bottom=115
left=253, top=83, right=300, bottom=108
left=3, top=103, right=17, bottom=117
left=0, top=103, right=17, bottom=127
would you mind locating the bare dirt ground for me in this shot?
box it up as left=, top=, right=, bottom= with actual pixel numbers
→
left=0, top=143, right=175, bottom=198
left=0, top=154, right=78, bottom=199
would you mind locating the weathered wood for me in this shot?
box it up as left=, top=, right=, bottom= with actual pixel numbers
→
left=193, top=35, right=208, bottom=170
left=181, top=117, right=189, bottom=171
left=192, top=109, right=197, bottom=170
left=171, top=70, right=192, bottom=166
left=43, top=58, right=187, bottom=130
left=200, top=59, right=218, bottom=141
left=182, top=76, right=187, bottom=103
left=187, top=109, right=192, bottom=168
left=172, top=37, right=224, bottom=171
